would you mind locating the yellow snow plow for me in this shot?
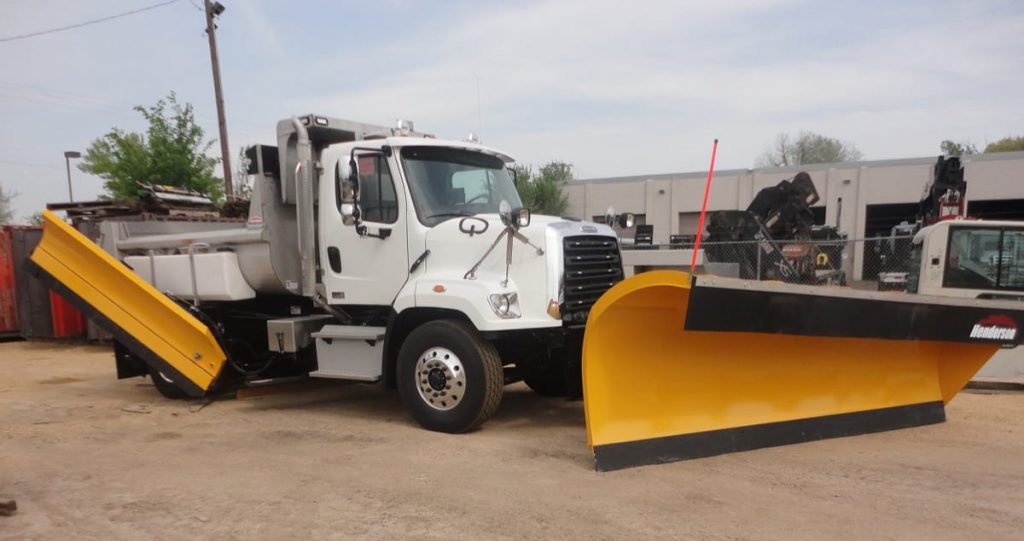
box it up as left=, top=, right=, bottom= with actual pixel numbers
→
left=26, top=210, right=226, bottom=396
left=583, top=270, right=1022, bottom=471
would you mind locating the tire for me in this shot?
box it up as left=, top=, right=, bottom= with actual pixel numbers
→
left=149, top=367, right=189, bottom=400
left=396, top=319, right=503, bottom=433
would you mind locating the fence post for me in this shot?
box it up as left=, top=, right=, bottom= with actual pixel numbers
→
left=755, top=232, right=763, bottom=280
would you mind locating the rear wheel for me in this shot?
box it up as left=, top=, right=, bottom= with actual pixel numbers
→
left=396, top=320, right=503, bottom=433
left=149, top=367, right=189, bottom=400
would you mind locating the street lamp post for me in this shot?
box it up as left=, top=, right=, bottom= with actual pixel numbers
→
left=63, top=151, right=81, bottom=202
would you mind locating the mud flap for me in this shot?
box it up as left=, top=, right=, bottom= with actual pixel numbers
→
left=27, top=211, right=227, bottom=397
left=583, top=271, right=1020, bottom=471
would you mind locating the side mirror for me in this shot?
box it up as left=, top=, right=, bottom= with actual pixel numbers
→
left=617, top=212, right=635, bottom=229
left=513, top=207, right=531, bottom=228
left=337, top=158, right=359, bottom=225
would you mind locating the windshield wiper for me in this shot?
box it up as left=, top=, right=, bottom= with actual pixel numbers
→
left=425, top=211, right=476, bottom=221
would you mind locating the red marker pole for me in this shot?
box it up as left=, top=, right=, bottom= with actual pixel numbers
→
left=690, top=138, right=719, bottom=272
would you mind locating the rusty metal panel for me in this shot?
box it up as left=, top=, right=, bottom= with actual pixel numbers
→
left=0, top=227, right=17, bottom=334
left=49, top=290, right=87, bottom=338
left=12, top=227, right=53, bottom=338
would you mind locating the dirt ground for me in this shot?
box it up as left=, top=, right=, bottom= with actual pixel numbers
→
left=2, top=341, right=1023, bottom=540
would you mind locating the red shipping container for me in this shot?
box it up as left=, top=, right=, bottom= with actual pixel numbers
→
left=0, top=227, right=18, bottom=334
left=49, top=290, right=87, bottom=339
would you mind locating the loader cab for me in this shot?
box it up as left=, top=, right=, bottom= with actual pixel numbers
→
left=912, top=220, right=1024, bottom=300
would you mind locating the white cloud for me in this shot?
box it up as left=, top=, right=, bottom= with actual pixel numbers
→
left=1, top=0, right=1023, bottom=219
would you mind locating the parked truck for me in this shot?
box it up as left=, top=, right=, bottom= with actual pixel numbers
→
left=31, top=115, right=622, bottom=433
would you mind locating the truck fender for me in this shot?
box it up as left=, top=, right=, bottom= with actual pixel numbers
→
left=383, top=307, right=474, bottom=388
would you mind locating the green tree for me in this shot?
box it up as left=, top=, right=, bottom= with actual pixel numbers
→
left=756, top=132, right=863, bottom=167
left=80, top=92, right=222, bottom=203
left=940, top=140, right=978, bottom=157
left=0, top=182, right=15, bottom=223
left=515, top=161, right=571, bottom=216
left=984, top=136, right=1024, bottom=153
left=26, top=211, right=45, bottom=226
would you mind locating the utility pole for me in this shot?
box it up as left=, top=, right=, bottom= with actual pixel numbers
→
left=204, top=0, right=233, bottom=198
left=63, top=151, right=81, bottom=202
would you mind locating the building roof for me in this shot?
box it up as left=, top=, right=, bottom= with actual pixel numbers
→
left=574, top=150, right=1024, bottom=185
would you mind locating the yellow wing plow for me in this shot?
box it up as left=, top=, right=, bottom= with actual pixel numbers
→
left=26, top=210, right=226, bottom=396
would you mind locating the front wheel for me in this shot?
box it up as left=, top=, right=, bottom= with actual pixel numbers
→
left=396, top=320, right=504, bottom=433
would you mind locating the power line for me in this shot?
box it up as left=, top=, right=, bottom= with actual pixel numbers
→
left=0, top=159, right=65, bottom=170
left=0, top=79, right=270, bottom=138
left=0, top=0, right=183, bottom=44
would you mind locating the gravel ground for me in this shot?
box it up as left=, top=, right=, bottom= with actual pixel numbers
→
left=2, top=340, right=1023, bottom=540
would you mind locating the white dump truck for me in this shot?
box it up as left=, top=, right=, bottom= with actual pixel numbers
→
left=31, top=115, right=624, bottom=433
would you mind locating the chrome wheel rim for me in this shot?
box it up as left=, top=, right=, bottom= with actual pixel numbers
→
left=415, top=347, right=466, bottom=411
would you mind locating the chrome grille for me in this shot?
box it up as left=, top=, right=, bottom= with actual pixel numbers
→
left=562, top=236, right=623, bottom=322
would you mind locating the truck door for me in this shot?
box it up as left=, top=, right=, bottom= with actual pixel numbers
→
left=320, top=151, right=409, bottom=305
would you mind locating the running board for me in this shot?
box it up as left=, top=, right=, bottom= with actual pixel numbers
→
left=27, top=211, right=227, bottom=397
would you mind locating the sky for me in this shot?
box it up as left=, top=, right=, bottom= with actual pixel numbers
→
left=1, top=0, right=1023, bottom=221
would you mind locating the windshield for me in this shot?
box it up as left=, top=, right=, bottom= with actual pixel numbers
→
left=400, top=146, right=522, bottom=226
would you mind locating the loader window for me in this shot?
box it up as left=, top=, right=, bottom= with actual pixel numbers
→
left=354, top=154, right=398, bottom=224
left=999, top=230, right=1024, bottom=289
left=944, top=227, right=1024, bottom=291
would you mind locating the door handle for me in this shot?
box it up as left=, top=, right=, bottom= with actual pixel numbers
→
left=357, top=226, right=392, bottom=240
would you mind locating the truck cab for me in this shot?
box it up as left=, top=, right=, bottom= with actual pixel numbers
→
left=908, top=219, right=1024, bottom=300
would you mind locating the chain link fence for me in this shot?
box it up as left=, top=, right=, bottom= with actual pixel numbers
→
left=622, top=235, right=918, bottom=290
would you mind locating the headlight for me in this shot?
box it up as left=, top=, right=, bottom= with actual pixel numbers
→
left=488, top=292, right=521, bottom=319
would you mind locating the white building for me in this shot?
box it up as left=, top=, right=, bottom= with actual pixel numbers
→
left=566, top=151, right=1024, bottom=280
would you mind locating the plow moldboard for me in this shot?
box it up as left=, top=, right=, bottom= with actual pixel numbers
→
left=582, top=271, right=1015, bottom=471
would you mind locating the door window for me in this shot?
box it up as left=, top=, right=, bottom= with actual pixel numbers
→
left=354, top=154, right=398, bottom=223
